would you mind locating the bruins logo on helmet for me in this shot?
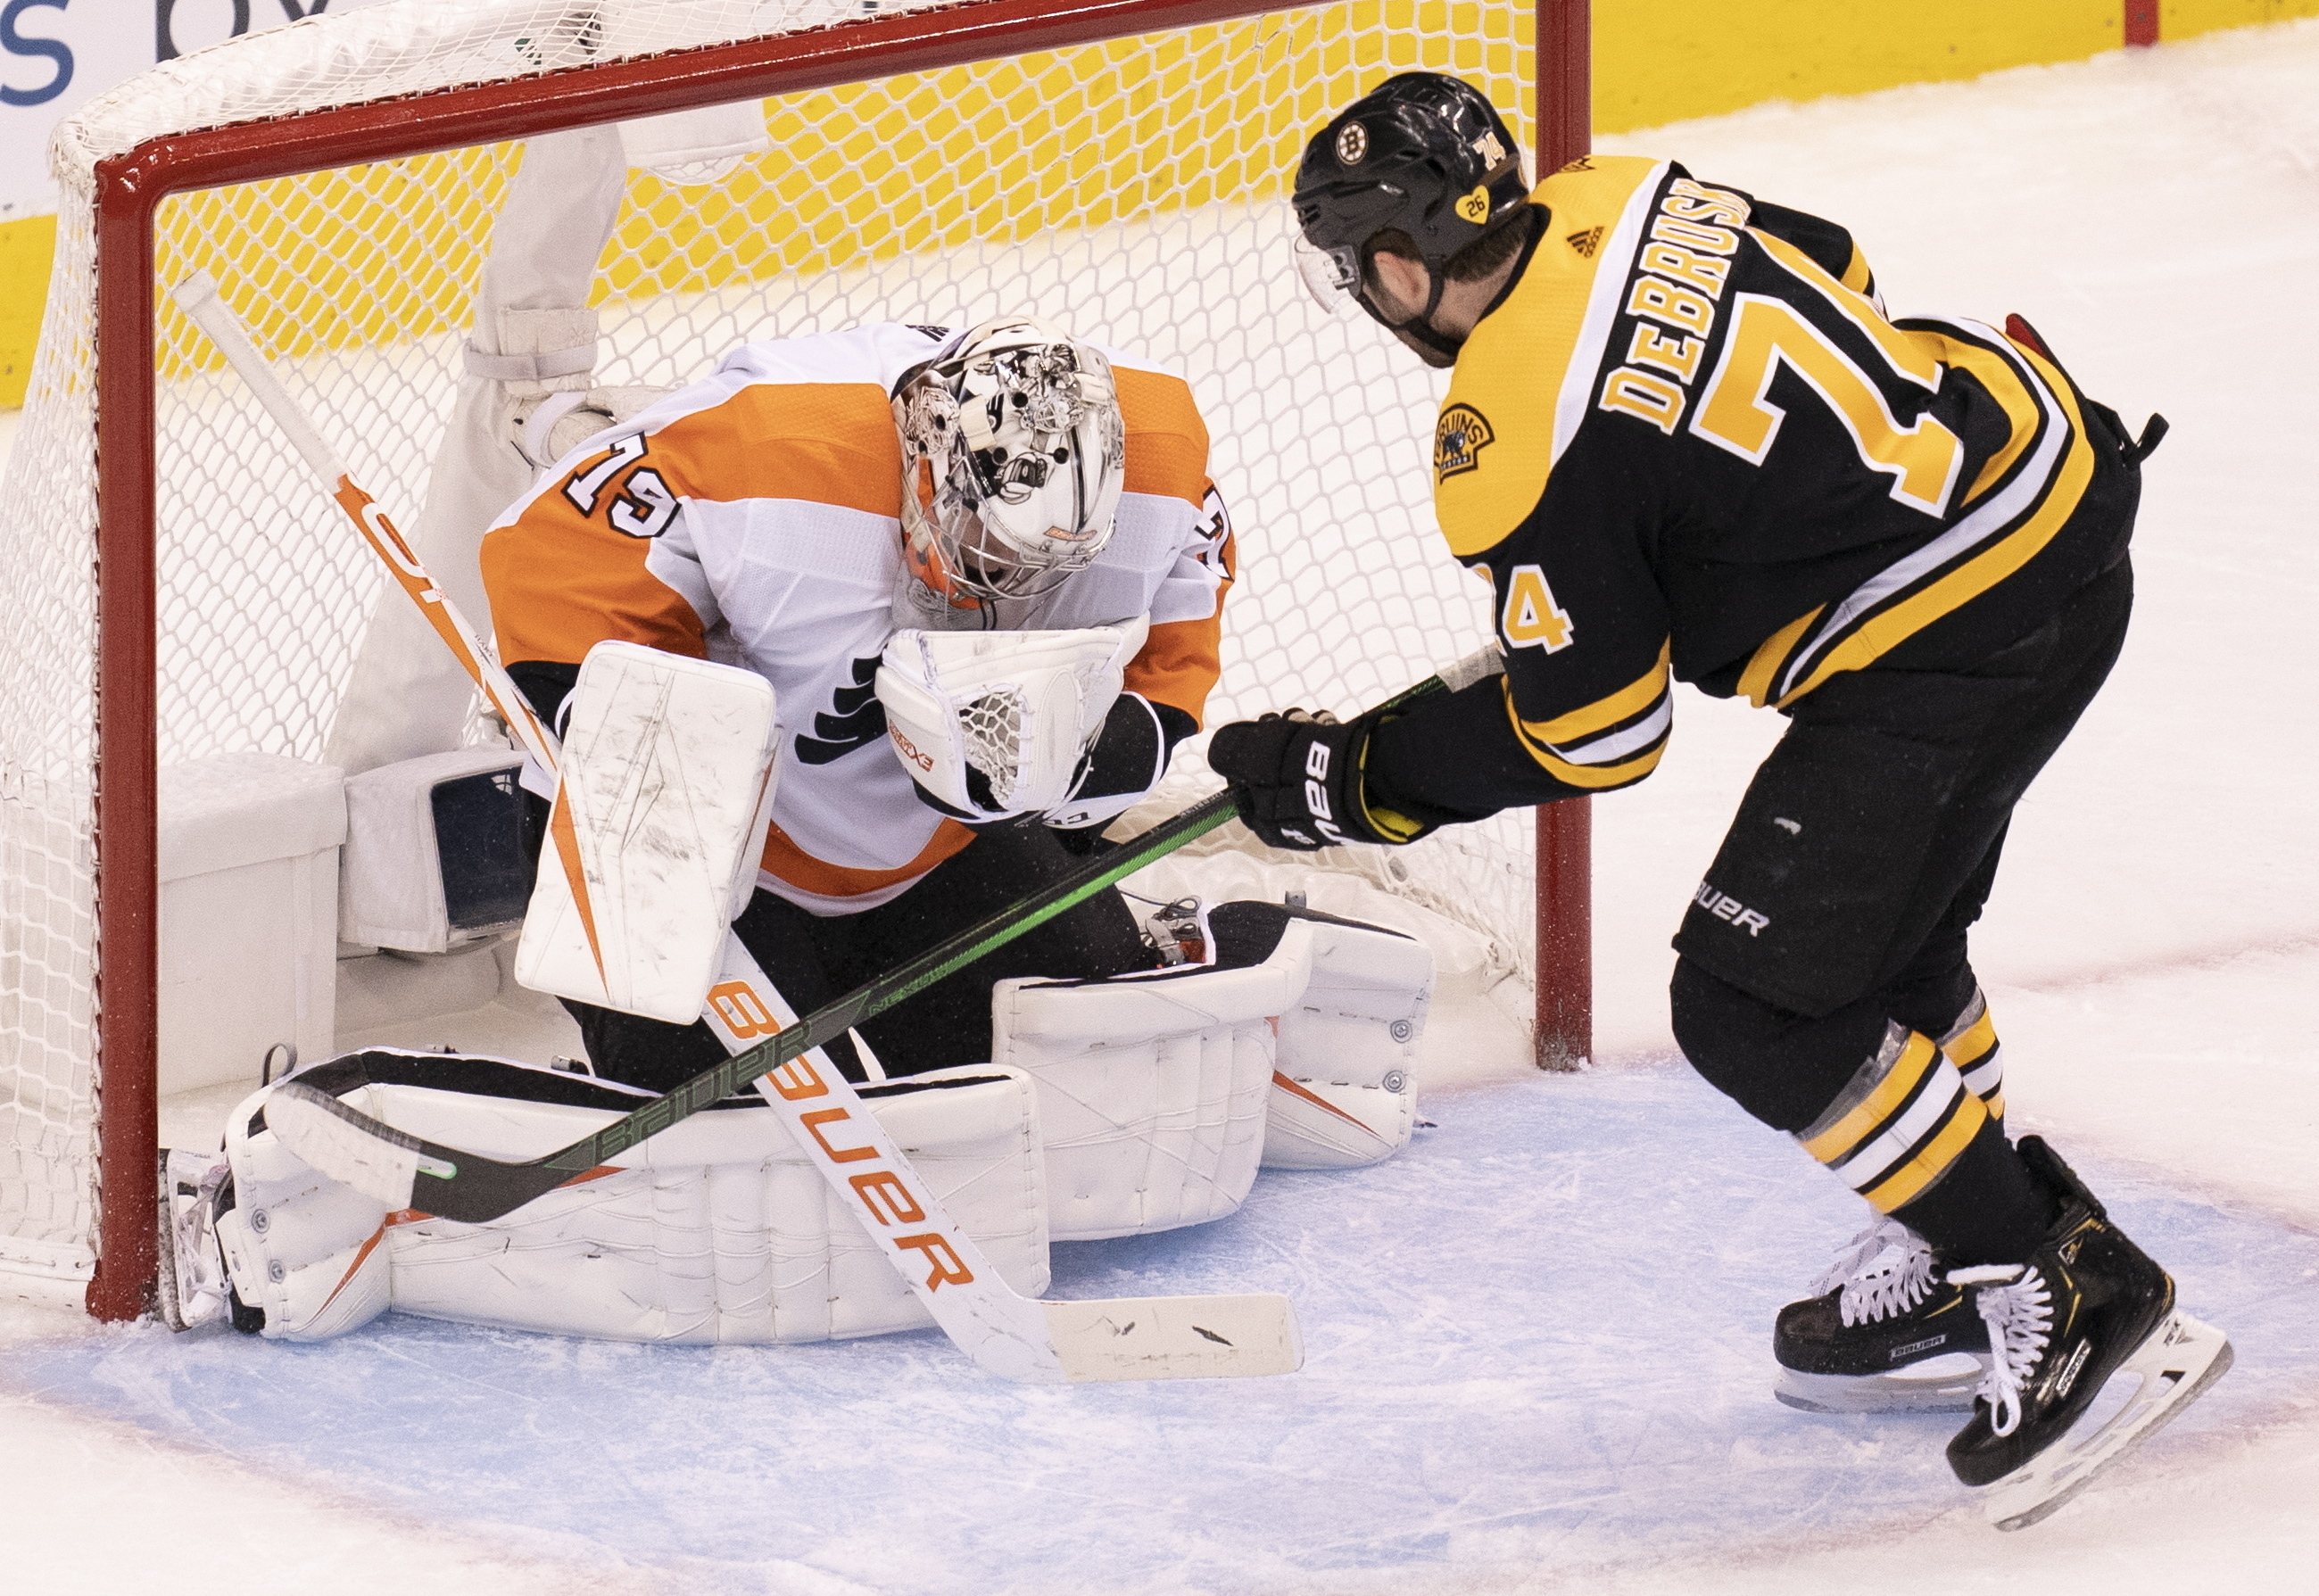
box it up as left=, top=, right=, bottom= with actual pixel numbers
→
left=1435, top=403, right=1495, bottom=482
left=1335, top=121, right=1368, bottom=165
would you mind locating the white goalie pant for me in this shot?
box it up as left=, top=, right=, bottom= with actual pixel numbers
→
left=214, top=1054, right=1048, bottom=1344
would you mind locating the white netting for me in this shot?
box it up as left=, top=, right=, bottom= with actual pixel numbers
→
left=0, top=0, right=1537, bottom=1286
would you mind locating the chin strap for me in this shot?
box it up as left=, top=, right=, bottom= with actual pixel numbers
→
left=1358, top=269, right=1467, bottom=360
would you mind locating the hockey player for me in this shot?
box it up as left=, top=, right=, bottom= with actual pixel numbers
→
left=1212, top=72, right=2231, bottom=1521
left=481, top=317, right=1231, bottom=1087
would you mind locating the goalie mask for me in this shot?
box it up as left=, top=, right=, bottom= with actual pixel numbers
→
left=892, top=318, right=1128, bottom=608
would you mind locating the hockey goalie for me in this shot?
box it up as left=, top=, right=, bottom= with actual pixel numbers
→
left=157, top=127, right=1434, bottom=1350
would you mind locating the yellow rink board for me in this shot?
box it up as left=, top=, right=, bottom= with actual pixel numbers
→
left=1, top=0, right=2313, bottom=407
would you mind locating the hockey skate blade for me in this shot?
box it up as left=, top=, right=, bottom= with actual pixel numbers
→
left=264, top=1082, right=429, bottom=1211
left=1775, top=1353, right=1989, bottom=1414
left=1045, top=1293, right=1302, bottom=1382
left=1984, top=1311, right=2234, bottom=1532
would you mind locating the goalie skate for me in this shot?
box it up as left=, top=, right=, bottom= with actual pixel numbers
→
left=154, top=1148, right=234, bottom=1332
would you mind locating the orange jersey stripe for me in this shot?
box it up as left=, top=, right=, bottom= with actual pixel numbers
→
left=649, top=383, right=900, bottom=514
left=1125, top=524, right=1234, bottom=727
left=1116, top=367, right=1211, bottom=506
left=484, top=475, right=709, bottom=668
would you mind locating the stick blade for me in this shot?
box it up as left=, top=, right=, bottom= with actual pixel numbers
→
left=1046, top=1293, right=1302, bottom=1382
left=264, top=1082, right=424, bottom=1211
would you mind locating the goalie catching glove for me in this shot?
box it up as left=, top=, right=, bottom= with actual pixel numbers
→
left=878, top=619, right=1186, bottom=831
left=1207, top=707, right=1430, bottom=851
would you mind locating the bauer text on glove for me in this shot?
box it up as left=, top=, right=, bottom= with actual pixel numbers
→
left=1205, top=710, right=1431, bottom=851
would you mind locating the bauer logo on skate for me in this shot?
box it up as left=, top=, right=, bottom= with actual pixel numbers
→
left=1435, top=403, right=1494, bottom=482
left=1694, top=881, right=1769, bottom=936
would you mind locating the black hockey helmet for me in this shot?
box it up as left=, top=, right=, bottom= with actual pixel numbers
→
left=1291, top=73, right=1530, bottom=323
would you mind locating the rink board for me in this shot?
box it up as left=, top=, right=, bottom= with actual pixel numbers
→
left=3, top=1067, right=2314, bottom=1595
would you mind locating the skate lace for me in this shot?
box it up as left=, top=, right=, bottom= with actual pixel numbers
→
left=1950, top=1263, right=2053, bottom=1437
left=1814, top=1217, right=1936, bottom=1327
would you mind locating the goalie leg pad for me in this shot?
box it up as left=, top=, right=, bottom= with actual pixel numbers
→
left=991, top=921, right=1312, bottom=1240
left=1254, top=906, right=1434, bottom=1170
left=219, top=1051, right=1047, bottom=1344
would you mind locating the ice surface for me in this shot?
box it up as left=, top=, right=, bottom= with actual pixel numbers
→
left=7, top=16, right=2319, bottom=1594
left=6, top=1073, right=2314, bottom=1595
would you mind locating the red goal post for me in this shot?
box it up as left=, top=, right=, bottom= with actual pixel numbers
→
left=28, top=0, right=1593, bottom=1321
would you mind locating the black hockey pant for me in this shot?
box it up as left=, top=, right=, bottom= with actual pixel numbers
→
left=564, top=819, right=1158, bottom=1092
left=1669, top=557, right=2133, bottom=1264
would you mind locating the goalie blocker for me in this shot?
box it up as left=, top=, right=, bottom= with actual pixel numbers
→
left=168, top=903, right=1429, bottom=1344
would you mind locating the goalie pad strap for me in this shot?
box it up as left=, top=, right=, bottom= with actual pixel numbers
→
left=465, top=343, right=600, bottom=383
left=1189, top=902, right=1434, bottom=1171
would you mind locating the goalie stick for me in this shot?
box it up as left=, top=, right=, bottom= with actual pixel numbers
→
left=174, top=269, right=1496, bottom=1381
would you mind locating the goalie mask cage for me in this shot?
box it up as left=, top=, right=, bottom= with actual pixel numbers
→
left=0, top=0, right=1591, bottom=1320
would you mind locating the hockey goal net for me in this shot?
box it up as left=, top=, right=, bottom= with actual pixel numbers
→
left=0, top=0, right=1581, bottom=1319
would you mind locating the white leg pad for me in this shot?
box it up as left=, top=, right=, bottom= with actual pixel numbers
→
left=991, top=921, right=1311, bottom=1240
left=218, top=1055, right=1048, bottom=1344
left=1263, top=914, right=1433, bottom=1170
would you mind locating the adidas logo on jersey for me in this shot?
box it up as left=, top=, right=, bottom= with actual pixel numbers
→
left=1566, top=226, right=1603, bottom=258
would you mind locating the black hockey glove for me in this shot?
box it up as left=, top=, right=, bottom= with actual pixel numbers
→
left=1207, top=709, right=1430, bottom=851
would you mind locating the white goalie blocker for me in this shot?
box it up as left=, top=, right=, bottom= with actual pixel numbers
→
left=212, top=1054, right=1048, bottom=1344
left=516, top=640, right=780, bottom=1021
left=876, top=619, right=1147, bottom=818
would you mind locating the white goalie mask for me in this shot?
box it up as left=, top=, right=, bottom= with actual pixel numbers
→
left=891, top=317, right=1128, bottom=608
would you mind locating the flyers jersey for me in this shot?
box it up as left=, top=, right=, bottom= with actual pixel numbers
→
left=1366, top=156, right=2130, bottom=829
left=482, top=323, right=1234, bottom=914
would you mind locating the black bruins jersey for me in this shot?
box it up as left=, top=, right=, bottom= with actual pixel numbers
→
left=1362, top=155, right=2135, bottom=834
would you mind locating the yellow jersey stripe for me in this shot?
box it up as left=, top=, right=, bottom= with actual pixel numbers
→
left=1864, top=1092, right=1989, bottom=1212
left=1924, top=330, right=2043, bottom=505
left=1504, top=695, right=1669, bottom=789
left=1801, top=1030, right=1939, bottom=1163
left=1518, top=641, right=1671, bottom=746
left=1437, top=158, right=1669, bottom=559
left=1777, top=343, right=2095, bottom=707
left=1840, top=243, right=1875, bottom=295
left=1738, top=607, right=1821, bottom=709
